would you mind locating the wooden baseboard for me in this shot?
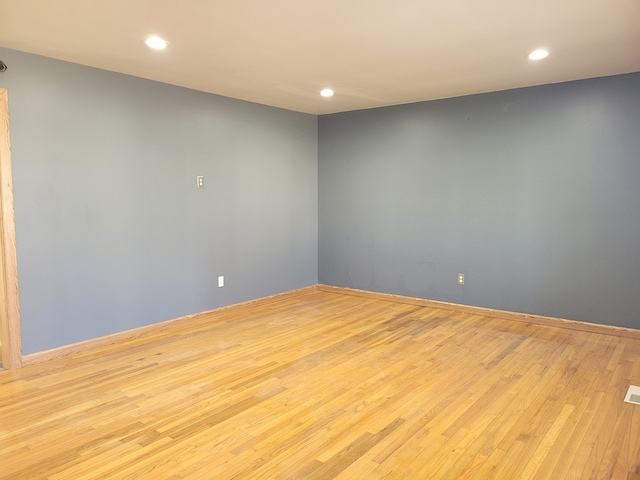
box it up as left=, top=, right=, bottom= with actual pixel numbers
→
left=21, top=285, right=319, bottom=367
left=19, top=283, right=640, bottom=368
left=317, top=284, right=640, bottom=340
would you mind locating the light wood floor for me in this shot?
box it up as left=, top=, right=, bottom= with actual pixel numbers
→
left=1, top=289, right=639, bottom=479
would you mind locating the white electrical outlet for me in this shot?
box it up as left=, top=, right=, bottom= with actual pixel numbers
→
left=457, top=273, right=465, bottom=285
left=197, top=176, right=204, bottom=188
left=218, top=276, right=224, bottom=288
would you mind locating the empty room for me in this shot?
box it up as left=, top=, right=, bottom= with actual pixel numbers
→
left=0, top=1, right=639, bottom=478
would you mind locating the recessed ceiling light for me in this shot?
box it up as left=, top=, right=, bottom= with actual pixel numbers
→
left=320, top=88, right=334, bottom=97
left=528, top=49, right=549, bottom=60
left=144, top=36, right=169, bottom=50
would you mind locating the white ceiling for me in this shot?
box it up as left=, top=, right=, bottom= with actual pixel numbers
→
left=0, top=0, right=639, bottom=114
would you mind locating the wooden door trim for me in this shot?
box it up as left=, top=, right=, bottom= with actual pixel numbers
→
left=0, top=88, right=22, bottom=369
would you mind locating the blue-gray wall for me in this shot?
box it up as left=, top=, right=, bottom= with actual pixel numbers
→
left=0, top=48, right=318, bottom=355
left=2, top=47, right=638, bottom=357
left=319, top=73, right=640, bottom=329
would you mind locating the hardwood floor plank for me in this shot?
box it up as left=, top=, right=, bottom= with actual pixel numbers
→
left=1, top=289, right=639, bottom=479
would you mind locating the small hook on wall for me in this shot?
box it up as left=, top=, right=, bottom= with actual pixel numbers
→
left=0, top=61, right=7, bottom=72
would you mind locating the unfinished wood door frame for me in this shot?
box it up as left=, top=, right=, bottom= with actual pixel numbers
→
left=0, top=88, right=22, bottom=369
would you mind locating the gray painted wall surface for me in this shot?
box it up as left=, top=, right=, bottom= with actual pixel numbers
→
left=0, top=48, right=318, bottom=355
left=318, top=73, right=640, bottom=329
